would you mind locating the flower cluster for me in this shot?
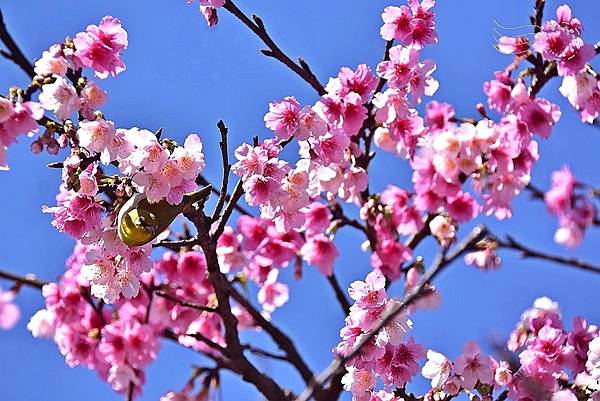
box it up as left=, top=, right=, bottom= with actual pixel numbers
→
left=28, top=242, right=257, bottom=398
left=531, top=5, right=599, bottom=123
left=337, top=271, right=423, bottom=401
left=544, top=166, right=596, bottom=248
left=0, top=99, right=43, bottom=170
left=338, top=293, right=600, bottom=401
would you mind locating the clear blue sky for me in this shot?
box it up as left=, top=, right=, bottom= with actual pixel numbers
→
left=1, top=1, right=599, bottom=400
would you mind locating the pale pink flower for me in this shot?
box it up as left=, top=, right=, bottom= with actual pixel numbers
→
left=454, top=341, right=496, bottom=389
left=80, top=81, right=108, bottom=119
left=257, top=269, right=289, bottom=312
left=132, top=172, right=171, bottom=203
left=107, top=364, right=141, bottom=393
left=348, top=270, right=387, bottom=309
left=422, top=349, right=452, bottom=389
left=428, top=215, right=455, bottom=247
left=494, top=360, right=513, bottom=386
left=171, top=134, right=206, bottom=180
left=1, top=101, right=43, bottom=146
left=77, top=118, right=116, bottom=154
left=38, top=76, right=80, bottom=120
left=338, top=64, right=377, bottom=102
left=377, top=46, right=419, bottom=89
left=0, top=287, right=20, bottom=330
left=341, top=366, right=376, bottom=399
left=34, top=44, right=68, bottom=76
left=27, top=309, right=55, bottom=338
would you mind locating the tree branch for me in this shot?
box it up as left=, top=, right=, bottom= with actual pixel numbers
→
left=154, top=290, right=219, bottom=313
left=0, top=269, right=48, bottom=289
left=222, top=0, right=326, bottom=95
left=326, top=274, right=351, bottom=315
left=497, top=235, right=600, bottom=275
left=211, top=120, right=231, bottom=223
left=0, top=9, right=35, bottom=78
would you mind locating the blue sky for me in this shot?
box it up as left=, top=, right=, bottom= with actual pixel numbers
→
left=1, top=0, right=599, bottom=400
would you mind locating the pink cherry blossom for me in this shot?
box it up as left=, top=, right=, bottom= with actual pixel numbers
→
left=0, top=286, right=20, bottom=330
left=74, top=16, right=128, bottom=78
left=257, top=269, right=289, bottom=312
left=300, top=233, right=339, bottom=276
left=38, top=76, right=80, bottom=120
left=264, top=96, right=301, bottom=140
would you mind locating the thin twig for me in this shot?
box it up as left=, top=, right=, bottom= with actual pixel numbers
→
left=213, top=179, right=244, bottom=240
left=243, top=344, right=290, bottom=362
left=0, top=10, right=35, bottom=78
left=222, top=0, right=326, bottom=95
left=296, top=225, right=487, bottom=401
left=211, top=120, right=231, bottom=223
left=227, top=284, right=321, bottom=396
left=197, top=174, right=252, bottom=216
left=326, top=274, right=351, bottom=315
left=497, top=235, right=600, bottom=275
left=153, top=237, right=198, bottom=251
left=154, top=290, right=219, bottom=313
left=0, top=269, right=48, bottom=289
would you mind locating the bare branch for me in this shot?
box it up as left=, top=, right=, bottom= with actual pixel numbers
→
left=497, top=235, right=600, bottom=275
left=154, top=290, right=219, bottom=313
left=0, top=269, right=48, bottom=289
left=222, top=0, right=326, bottom=95
left=326, top=274, right=351, bottom=315
left=0, top=10, right=35, bottom=78
left=211, top=120, right=232, bottom=223
left=196, top=174, right=252, bottom=217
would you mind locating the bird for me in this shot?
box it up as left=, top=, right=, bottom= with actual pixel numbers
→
left=117, top=184, right=212, bottom=247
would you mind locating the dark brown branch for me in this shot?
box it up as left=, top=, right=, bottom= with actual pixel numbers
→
left=297, top=225, right=487, bottom=401
left=530, top=0, right=546, bottom=34
left=222, top=0, right=326, bottom=95
left=196, top=174, right=252, bottom=217
left=243, top=344, right=289, bottom=362
left=153, top=237, right=197, bottom=251
left=227, top=284, right=322, bottom=397
left=211, top=120, right=231, bottom=223
left=154, top=290, right=219, bottom=313
left=185, top=208, right=293, bottom=401
left=213, top=179, right=245, bottom=240
left=0, top=269, right=48, bottom=289
left=326, top=274, right=351, bottom=315
left=0, top=10, right=35, bottom=78
left=497, top=235, right=600, bottom=275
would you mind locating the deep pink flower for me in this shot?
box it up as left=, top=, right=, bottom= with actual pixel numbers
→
left=377, top=46, right=419, bottom=89
left=43, top=189, right=104, bottom=239
left=300, top=234, right=339, bottom=276
left=338, top=64, right=378, bottom=103
left=264, top=96, right=301, bottom=140
left=74, top=16, right=128, bottom=78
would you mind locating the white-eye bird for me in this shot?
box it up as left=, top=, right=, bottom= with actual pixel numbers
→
left=117, top=185, right=212, bottom=247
